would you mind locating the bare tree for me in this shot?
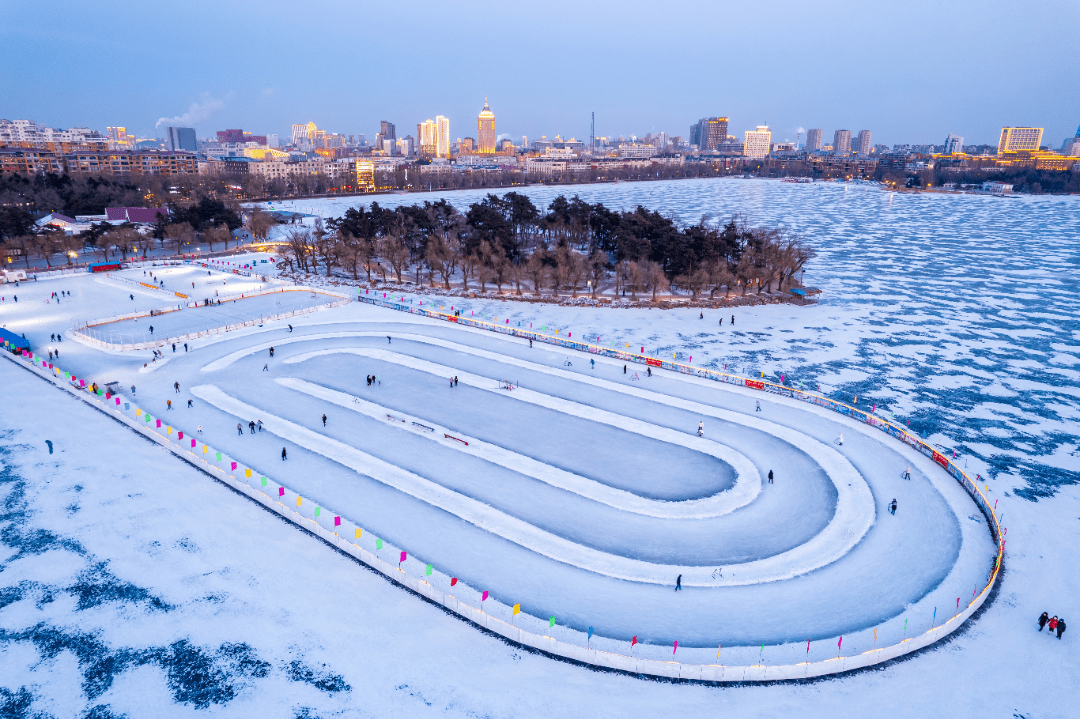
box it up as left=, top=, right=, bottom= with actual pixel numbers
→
left=203, top=224, right=231, bottom=253
left=526, top=250, right=547, bottom=295
left=564, top=249, right=586, bottom=297
left=587, top=250, right=607, bottom=298
left=246, top=207, right=276, bottom=243
left=645, top=261, right=671, bottom=300
left=164, top=222, right=196, bottom=255
left=286, top=228, right=312, bottom=272
left=379, top=233, right=410, bottom=283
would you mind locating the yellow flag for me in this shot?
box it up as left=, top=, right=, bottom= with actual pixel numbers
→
left=355, top=528, right=362, bottom=539
left=297, top=497, right=302, bottom=506
left=136, top=409, right=141, bottom=417
left=245, top=469, right=252, bottom=478
left=513, top=603, right=520, bottom=616
left=202, top=445, right=208, bottom=454
left=167, top=427, right=172, bottom=434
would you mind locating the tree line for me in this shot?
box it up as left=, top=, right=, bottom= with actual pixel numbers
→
left=281, top=193, right=814, bottom=299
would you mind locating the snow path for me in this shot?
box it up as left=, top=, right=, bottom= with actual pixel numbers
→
left=192, top=382, right=854, bottom=587
left=277, top=376, right=747, bottom=519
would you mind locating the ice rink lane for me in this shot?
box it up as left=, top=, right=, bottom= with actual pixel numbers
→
left=192, top=382, right=859, bottom=587
left=277, top=377, right=750, bottom=519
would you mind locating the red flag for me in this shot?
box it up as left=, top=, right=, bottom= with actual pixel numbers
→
left=631, top=636, right=637, bottom=648
left=450, top=577, right=458, bottom=586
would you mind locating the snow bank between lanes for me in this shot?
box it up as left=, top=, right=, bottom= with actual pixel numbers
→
left=277, top=376, right=750, bottom=519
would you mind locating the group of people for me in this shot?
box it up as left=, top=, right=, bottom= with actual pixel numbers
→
left=49, top=290, right=70, bottom=303
left=238, top=420, right=264, bottom=435
left=1038, top=612, right=1066, bottom=639
left=366, top=375, right=380, bottom=386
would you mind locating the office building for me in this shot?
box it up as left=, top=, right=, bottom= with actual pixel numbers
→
left=376, top=121, right=396, bottom=154
left=743, top=125, right=772, bottom=158
left=1062, top=125, right=1080, bottom=156
left=106, top=126, right=135, bottom=150
left=805, top=128, right=823, bottom=152
left=855, top=130, right=872, bottom=156
left=291, top=122, right=317, bottom=148
left=997, top=127, right=1043, bottom=153
left=477, top=100, right=496, bottom=154
left=690, top=117, right=729, bottom=151
left=165, top=127, right=197, bottom=152
left=267, top=134, right=279, bottom=148
left=943, top=133, right=964, bottom=154
left=436, top=115, right=450, bottom=158
left=832, top=130, right=852, bottom=155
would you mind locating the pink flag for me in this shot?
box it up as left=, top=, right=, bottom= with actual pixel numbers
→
left=178, top=432, right=183, bottom=440
left=806, top=640, right=810, bottom=653
left=334, top=516, right=341, bottom=526
left=482, top=591, right=489, bottom=602
left=278, top=487, right=284, bottom=497
left=673, top=640, right=678, bottom=655
left=838, top=636, right=843, bottom=651
left=230, top=462, right=237, bottom=470
left=191, top=439, right=196, bottom=447
left=399, top=551, right=407, bottom=563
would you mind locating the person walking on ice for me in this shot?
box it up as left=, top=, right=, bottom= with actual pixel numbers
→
left=237, top=423, right=243, bottom=436
left=197, top=425, right=202, bottom=434
left=697, top=421, right=704, bottom=437
left=281, top=447, right=287, bottom=460
left=903, top=465, right=911, bottom=480
left=187, top=399, right=192, bottom=408
left=1056, top=618, right=1066, bottom=639
left=322, top=414, right=327, bottom=427
left=675, top=574, right=682, bottom=591
left=837, top=432, right=844, bottom=446
left=263, top=363, right=268, bottom=371
left=167, top=400, right=173, bottom=411
left=889, top=498, right=897, bottom=515
left=249, top=421, right=255, bottom=434
left=174, top=382, right=180, bottom=393
left=1039, top=612, right=1050, bottom=631
left=590, top=358, right=595, bottom=369
left=755, top=400, right=761, bottom=412
left=768, top=470, right=774, bottom=484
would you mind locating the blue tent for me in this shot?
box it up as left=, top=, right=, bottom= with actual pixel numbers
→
left=0, top=327, right=31, bottom=351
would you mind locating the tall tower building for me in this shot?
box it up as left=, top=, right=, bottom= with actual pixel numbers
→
left=743, top=125, right=772, bottom=158
left=418, top=119, right=438, bottom=156
left=943, top=133, right=964, bottom=154
left=855, top=130, right=872, bottom=156
left=436, top=115, right=450, bottom=157
left=833, top=129, right=852, bottom=155
left=477, top=100, right=496, bottom=154
left=805, top=128, right=823, bottom=152
left=704, top=118, right=728, bottom=151
left=376, top=120, right=396, bottom=155
left=997, top=127, right=1043, bottom=153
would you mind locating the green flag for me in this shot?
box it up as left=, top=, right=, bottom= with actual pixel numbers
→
left=260, top=477, right=267, bottom=486
left=376, top=538, right=383, bottom=550
left=549, top=616, right=556, bottom=628
left=315, top=507, right=321, bottom=516
left=216, top=452, right=222, bottom=461
left=425, top=564, right=433, bottom=576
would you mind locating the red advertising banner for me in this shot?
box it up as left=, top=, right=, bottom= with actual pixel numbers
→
left=932, top=451, right=949, bottom=468
left=745, top=380, right=765, bottom=390
left=646, top=358, right=662, bottom=367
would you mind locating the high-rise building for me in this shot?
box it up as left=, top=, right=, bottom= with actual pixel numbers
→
left=943, top=133, right=964, bottom=154
left=690, top=117, right=729, bottom=151
left=833, top=129, right=852, bottom=155
left=855, top=130, right=872, bottom=156
left=376, top=121, right=396, bottom=154
left=418, top=119, right=438, bottom=156
left=436, top=115, right=450, bottom=157
left=291, top=122, right=317, bottom=148
left=477, top=100, right=496, bottom=154
left=165, top=127, right=197, bottom=152
left=106, top=126, right=135, bottom=150
left=1062, top=126, right=1080, bottom=157
left=743, top=125, right=772, bottom=158
left=267, top=134, right=279, bottom=148
left=805, top=128, right=823, bottom=152
left=997, top=126, right=1043, bottom=153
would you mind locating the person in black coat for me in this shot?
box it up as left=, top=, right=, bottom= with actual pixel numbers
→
left=1056, top=618, right=1066, bottom=639
left=1039, top=612, right=1050, bottom=631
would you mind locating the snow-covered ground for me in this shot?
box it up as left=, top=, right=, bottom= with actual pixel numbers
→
left=1, top=178, right=1077, bottom=716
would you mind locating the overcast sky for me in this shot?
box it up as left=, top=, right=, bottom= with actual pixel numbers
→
left=3, top=0, right=1077, bottom=147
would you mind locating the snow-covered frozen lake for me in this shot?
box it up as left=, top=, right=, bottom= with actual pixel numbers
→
left=0, top=177, right=1076, bottom=716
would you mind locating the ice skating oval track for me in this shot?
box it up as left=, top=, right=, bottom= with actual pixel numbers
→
left=102, top=303, right=999, bottom=672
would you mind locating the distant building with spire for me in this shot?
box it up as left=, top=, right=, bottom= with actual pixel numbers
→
left=477, top=99, right=496, bottom=154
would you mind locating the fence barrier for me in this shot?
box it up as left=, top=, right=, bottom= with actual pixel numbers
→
left=5, top=290, right=1005, bottom=682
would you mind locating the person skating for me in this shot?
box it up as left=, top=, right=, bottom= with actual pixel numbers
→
left=903, top=466, right=911, bottom=480
left=529, top=339, right=533, bottom=348
left=249, top=420, right=256, bottom=434
left=269, top=347, right=274, bottom=357
left=755, top=400, right=761, bottom=412
left=167, top=400, right=173, bottom=410
left=174, top=381, right=180, bottom=393
left=288, top=324, right=293, bottom=332
left=675, top=574, right=682, bottom=591
left=454, top=376, right=458, bottom=387
left=322, top=414, right=327, bottom=427
left=197, top=425, right=203, bottom=434
left=187, top=399, right=193, bottom=408
left=1039, top=612, right=1050, bottom=631
left=699, top=312, right=703, bottom=319
left=237, top=423, right=243, bottom=436
left=889, top=498, right=897, bottom=515
left=1048, top=616, right=1059, bottom=636
left=768, top=470, right=774, bottom=484
left=838, top=432, right=844, bottom=446
left=281, top=447, right=287, bottom=460
left=731, top=315, right=735, bottom=325
left=719, top=317, right=723, bottom=327
left=623, top=365, right=627, bottom=374
left=149, top=325, right=154, bottom=334
left=646, top=367, right=651, bottom=377
left=590, top=358, right=595, bottom=369
left=1056, top=618, right=1066, bottom=639
left=263, top=363, right=268, bottom=371
left=184, top=343, right=188, bottom=352
left=130, top=385, right=136, bottom=395
left=257, top=420, right=263, bottom=432
left=697, top=421, right=704, bottom=437
left=130, top=294, right=134, bottom=300
left=387, top=336, right=391, bottom=344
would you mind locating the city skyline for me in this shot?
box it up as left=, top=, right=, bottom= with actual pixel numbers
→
left=3, top=0, right=1077, bottom=147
